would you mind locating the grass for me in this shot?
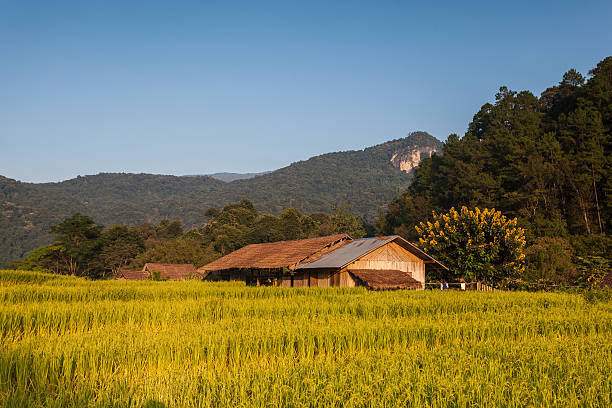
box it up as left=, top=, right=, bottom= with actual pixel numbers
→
left=0, top=270, right=610, bottom=407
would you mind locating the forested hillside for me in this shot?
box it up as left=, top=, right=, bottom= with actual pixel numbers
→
left=378, top=57, right=612, bottom=285
left=7, top=200, right=367, bottom=277
left=0, top=177, right=88, bottom=263
left=1, top=132, right=442, bottom=263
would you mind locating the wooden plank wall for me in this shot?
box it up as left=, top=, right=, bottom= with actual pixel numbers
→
left=279, top=276, right=292, bottom=287
left=286, top=270, right=357, bottom=288
left=292, top=272, right=309, bottom=287
left=331, top=270, right=356, bottom=287
left=309, top=271, right=330, bottom=287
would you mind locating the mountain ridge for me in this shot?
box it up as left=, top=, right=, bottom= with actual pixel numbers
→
left=1, top=131, right=442, bottom=263
left=183, top=172, right=273, bottom=182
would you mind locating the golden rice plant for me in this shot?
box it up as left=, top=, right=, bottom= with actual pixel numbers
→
left=0, top=270, right=610, bottom=407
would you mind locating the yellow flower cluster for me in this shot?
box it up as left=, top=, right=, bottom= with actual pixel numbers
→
left=415, top=206, right=526, bottom=274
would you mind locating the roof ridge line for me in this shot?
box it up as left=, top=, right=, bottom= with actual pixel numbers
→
left=243, top=233, right=351, bottom=248
left=291, top=235, right=354, bottom=270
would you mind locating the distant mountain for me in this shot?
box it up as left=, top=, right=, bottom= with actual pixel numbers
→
left=206, top=172, right=272, bottom=182
left=0, top=131, right=442, bottom=263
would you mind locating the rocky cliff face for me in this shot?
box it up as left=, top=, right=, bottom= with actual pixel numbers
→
left=1, top=132, right=443, bottom=263
left=390, top=145, right=439, bottom=173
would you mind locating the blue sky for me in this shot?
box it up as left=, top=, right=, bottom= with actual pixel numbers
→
left=1, top=1, right=611, bottom=182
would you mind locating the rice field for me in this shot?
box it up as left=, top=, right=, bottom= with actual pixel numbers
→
left=0, top=270, right=610, bottom=408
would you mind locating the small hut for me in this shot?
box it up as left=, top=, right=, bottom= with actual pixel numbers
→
left=142, top=263, right=199, bottom=280
left=117, top=269, right=149, bottom=281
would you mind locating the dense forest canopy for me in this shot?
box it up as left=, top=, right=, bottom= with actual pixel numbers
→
left=378, top=57, right=612, bottom=286
left=8, top=201, right=366, bottom=278
left=0, top=132, right=441, bottom=263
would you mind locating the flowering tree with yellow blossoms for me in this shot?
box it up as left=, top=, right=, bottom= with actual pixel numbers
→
left=415, top=207, right=526, bottom=283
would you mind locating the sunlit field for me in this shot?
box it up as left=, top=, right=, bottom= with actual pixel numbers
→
left=0, top=270, right=610, bottom=408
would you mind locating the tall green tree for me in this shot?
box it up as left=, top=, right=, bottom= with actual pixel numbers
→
left=11, top=245, right=66, bottom=274
left=50, top=213, right=103, bottom=277
left=99, top=225, right=145, bottom=277
left=329, top=205, right=366, bottom=238
left=558, top=106, right=607, bottom=234
left=378, top=57, right=611, bottom=285
left=132, top=236, right=218, bottom=268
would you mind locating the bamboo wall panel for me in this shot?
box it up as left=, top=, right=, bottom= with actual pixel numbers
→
left=361, top=242, right=422, bottom=262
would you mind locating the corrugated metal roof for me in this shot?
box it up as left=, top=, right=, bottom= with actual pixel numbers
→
left=297, top=236, right=396, bottom=269
left=297, top=235, right=448, bottom=270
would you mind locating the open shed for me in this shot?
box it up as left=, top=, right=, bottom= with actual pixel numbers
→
left=198, top=234, right=351, bottom=285
left=199, top=234, right=446, bottom=290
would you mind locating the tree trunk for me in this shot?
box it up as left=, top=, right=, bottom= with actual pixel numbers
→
left=592, top=165, right=603, bottom=233
left=568, top=173, right=592, bottom=235
left=68, top=256, right=78, bottom=276
left=577, top=195, right=591, bottom=235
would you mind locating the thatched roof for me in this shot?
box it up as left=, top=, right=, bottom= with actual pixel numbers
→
left=142, top=263, right=198, bottom=280
left=349, top=269, right=422, bottom=290
left=117, top=269, right=149, bottom=280
left=198, top=234, right=351, bottom=272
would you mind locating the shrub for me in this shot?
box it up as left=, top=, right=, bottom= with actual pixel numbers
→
left=524, top=237, right=577, bottom=285
left=415, top=206, right=526, bottom=283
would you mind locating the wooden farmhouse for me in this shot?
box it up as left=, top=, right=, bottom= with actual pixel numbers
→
left=199, top=234, right=446, bottom=290
left=118, top=263, right=199, bottom=280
